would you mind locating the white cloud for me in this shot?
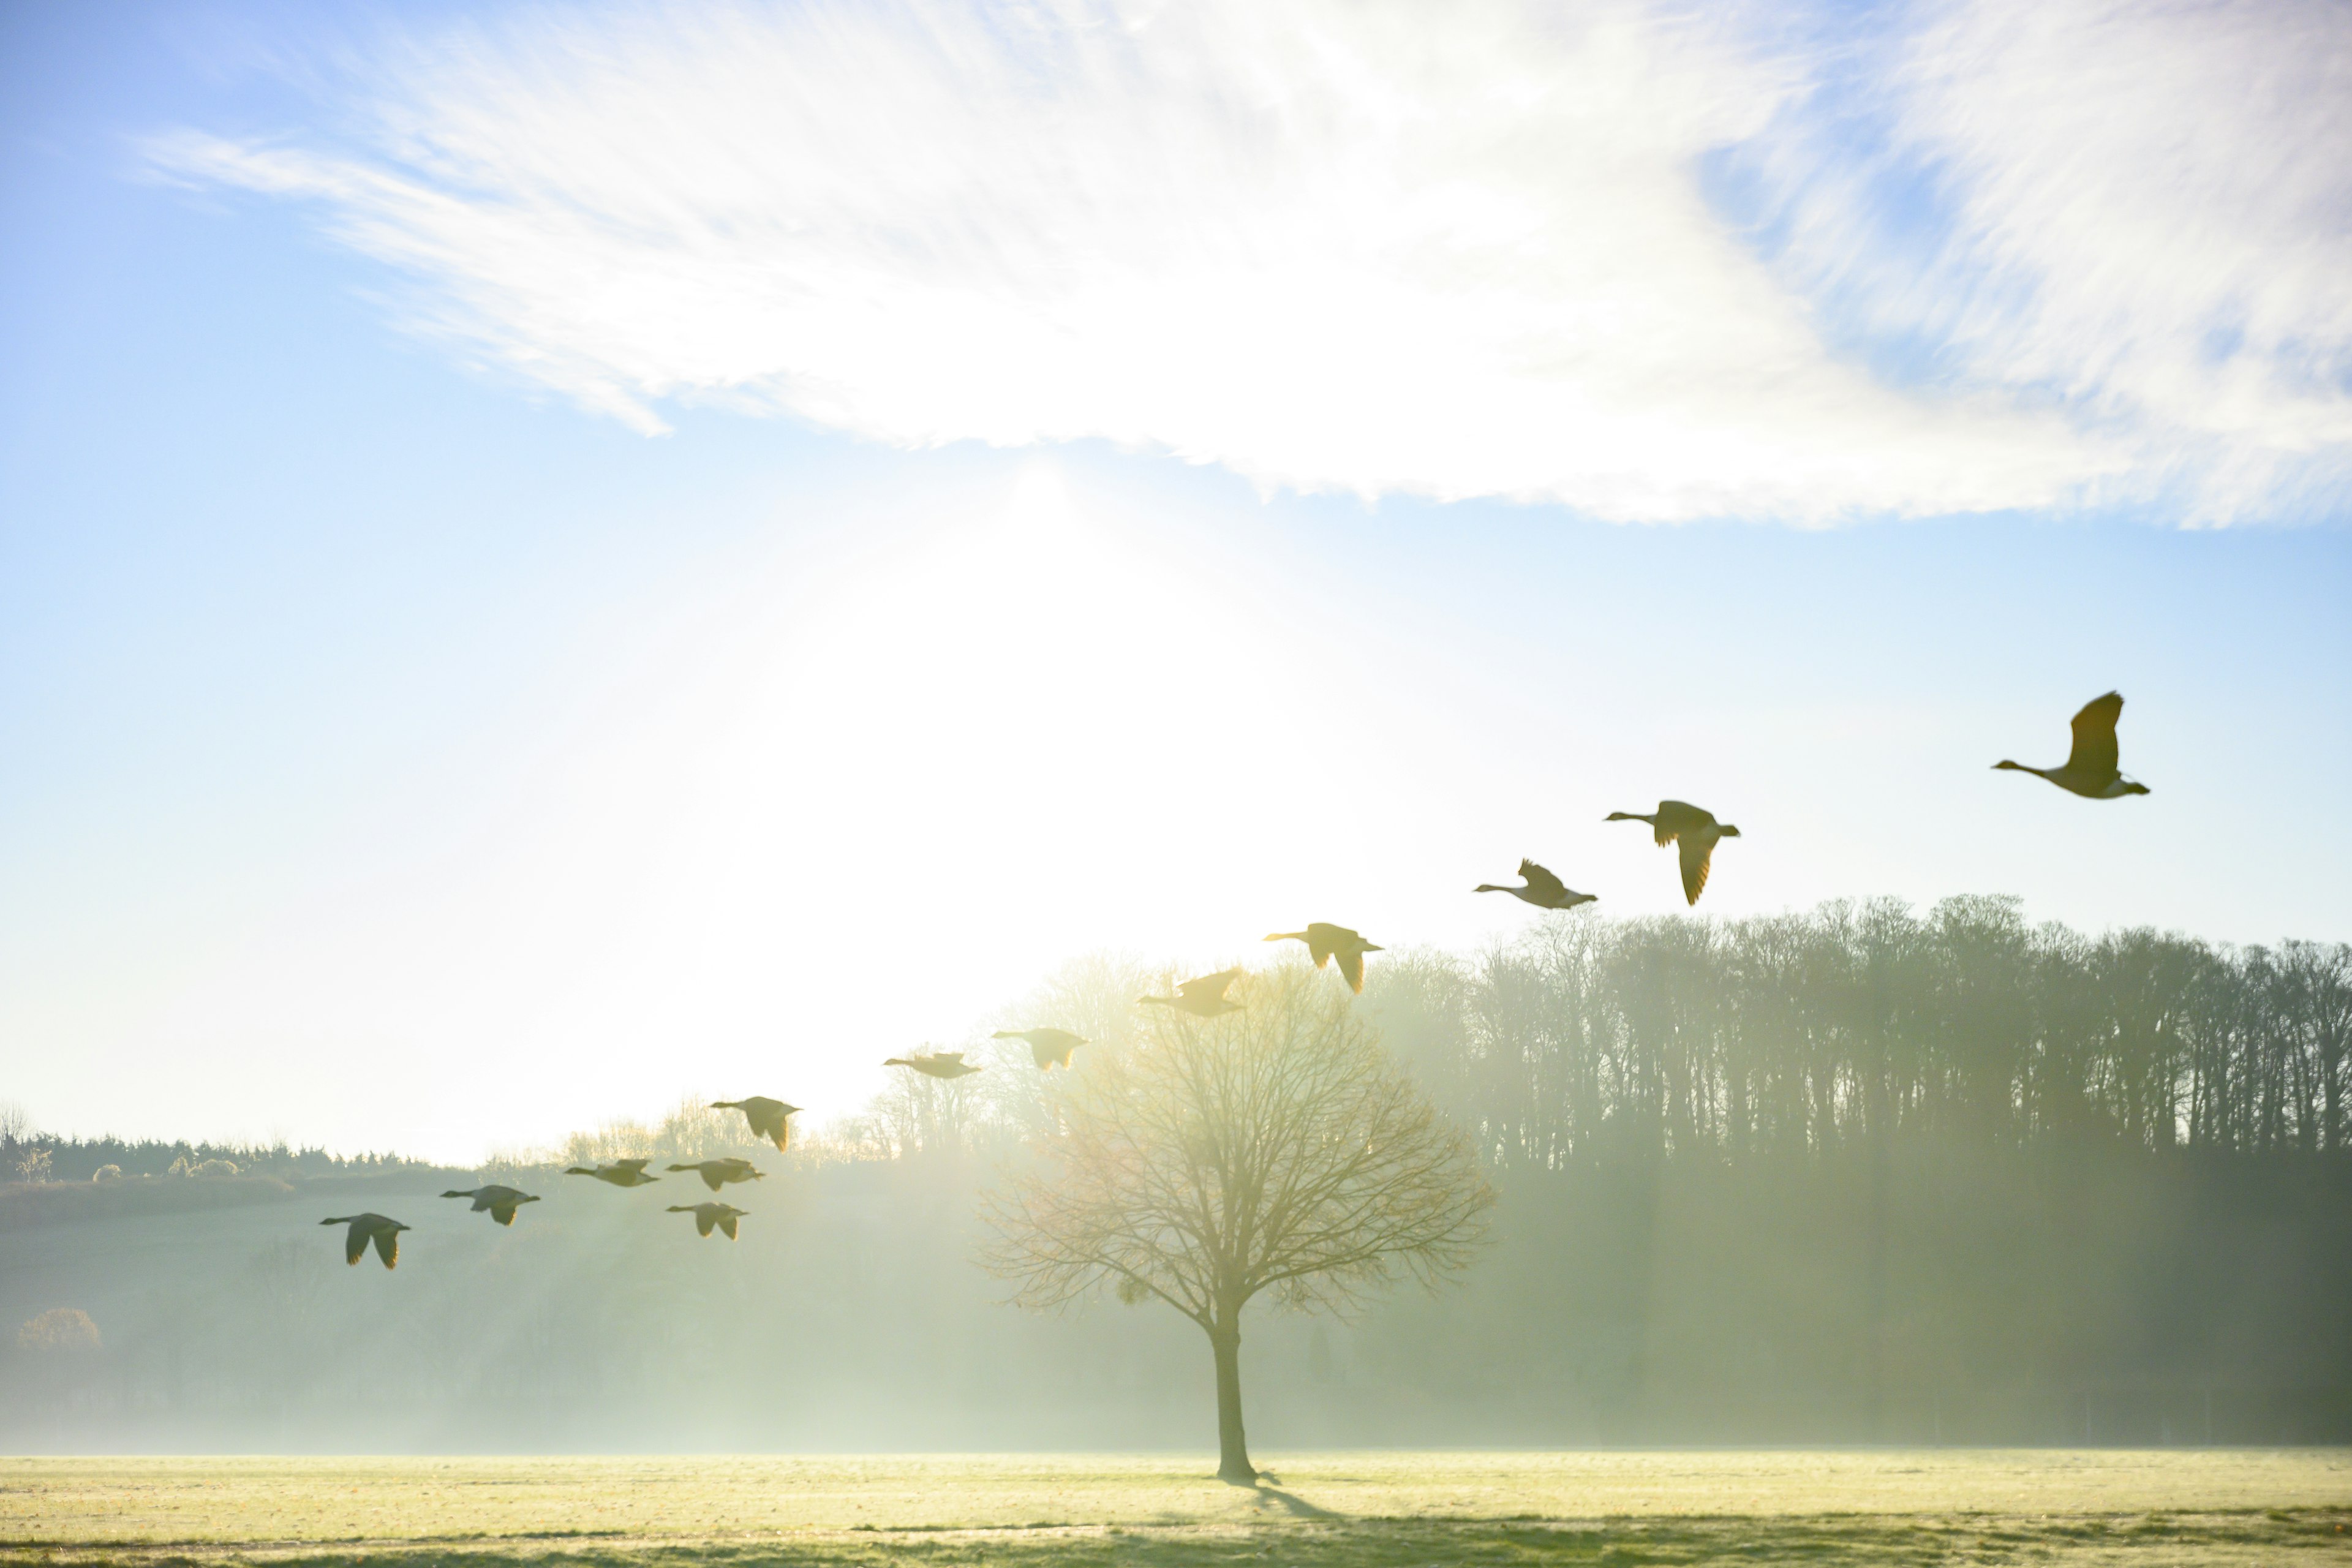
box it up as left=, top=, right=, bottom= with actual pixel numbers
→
left=153, top=0, right=2351, bottom=521
left=1720, top=0, right=2352, bottom=521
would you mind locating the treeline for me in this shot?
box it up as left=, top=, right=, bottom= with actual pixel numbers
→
left=2, top=1133, right=440, bottom=1185
left=1360, top=896, right=2350, bottom=1166
left=633, top=897, right=2345, bottom=1172
left=18, top=897, right=2344, bottom=1185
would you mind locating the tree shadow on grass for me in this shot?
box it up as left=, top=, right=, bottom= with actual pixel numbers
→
left=1240, top=1477, right=1340, bottom=1521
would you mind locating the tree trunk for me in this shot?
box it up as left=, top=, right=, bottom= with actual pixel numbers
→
left=1208, top=1313, right=1254, bottom=1483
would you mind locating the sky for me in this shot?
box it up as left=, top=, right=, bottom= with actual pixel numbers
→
left=2, top=0, right=2348, bottom=1165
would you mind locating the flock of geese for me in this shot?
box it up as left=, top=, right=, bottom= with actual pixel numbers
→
left=319, top=692, right=2150, bottom=1269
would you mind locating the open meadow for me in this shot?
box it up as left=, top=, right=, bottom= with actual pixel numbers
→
left=4, top=1450, right=2349, bottom=1567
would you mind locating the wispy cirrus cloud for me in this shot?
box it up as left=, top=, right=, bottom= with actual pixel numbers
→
left=1736, top=0, right=2352, bottom=521
left=152, top=0, right=2351, bottom=522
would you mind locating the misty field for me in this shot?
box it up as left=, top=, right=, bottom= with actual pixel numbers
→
left=4, top=1450, right=2348, bottom=1566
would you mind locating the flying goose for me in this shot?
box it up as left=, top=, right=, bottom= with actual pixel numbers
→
left=321, top=1213, right=409, bottom=1269
left=1475, top=860, right=1597, bottom=911
left=1264, top=923, right=1384, bottom=993
left=666, top=1157, right=765, bottom=1193
left=711, top=1097, right=801, bottom=1152
left=992, top=1027, right=1088, bottom=1069
left=1994, top=691, right=2151, bottom=799
left=884, top=1050, right=984, bottom=1079
left=1606, top=801, right=1741, bottom=906
left=439, top=1185, right=540, bottom=1226
left=563, top=1158, right=660, bottom=1188
left=667, top=1201, right=747, bottom=1240
left=1138, top=968, right=1245, bottom=1017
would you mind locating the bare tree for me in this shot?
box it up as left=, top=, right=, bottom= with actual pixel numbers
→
left=981, top=965, right=1493, bottom=1482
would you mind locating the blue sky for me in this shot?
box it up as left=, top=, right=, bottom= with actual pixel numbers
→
left=4, top=0, right=2348, bottom=1162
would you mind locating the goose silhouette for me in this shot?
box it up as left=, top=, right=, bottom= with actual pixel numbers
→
left=1139, top=968, right=1245, bottom=1017
left=1606, top=801, right=1740, bottom=906
left=1476, top=860, right=1596, bottom=911
left=321, top=1213, right=409, bottom=1268
left=1265, top=924, right=1384, bottom=993
left=666, top=1158, right=764, bottom=1193
left=884, top=1050, right=983, bottom=1079
left=712, top=1097, right=801, bottom=1152
left=439, top=1185, right=540, bottom=1226
left=563, top=1158, right=659, bottom=1188
left=1994, top=691, right=2151, bottom=799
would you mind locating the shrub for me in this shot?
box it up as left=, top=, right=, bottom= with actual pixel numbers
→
left=91, top=1164, right=122, bottom=1183
left=17, top=1308, right=100, bottom=1353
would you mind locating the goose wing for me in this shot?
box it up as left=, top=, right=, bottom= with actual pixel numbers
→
left=343, top=1223, right=368, bottom=1267
left=693, top=1207, right=717, bottom=1237
left=700, top=1165, right=726, bottom=1191
left=1025, top=1029, right=1082, bottom=1068
left=1520, top=861, right=1567, bottom=903
left=1678, top=833, right=1714, bottom=906
left=612, top=1158, right=650, bottom=1176
left=2065, top=692, right=2124, bottom=777
left=718, top=1212, right=739, bottom=1240
left=490, top=1203, right=518, bottom=1226
left=372, top=1226, right=401, bottom=1269
left=1334, top=944, right=1368, bottom=993
left=1180, top=968, right=1242, bottom=1002
left=742, top=1100, right=789, bottom=1146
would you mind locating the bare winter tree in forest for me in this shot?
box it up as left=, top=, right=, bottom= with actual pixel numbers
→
left=981, top=965, right=1493, bottom=1482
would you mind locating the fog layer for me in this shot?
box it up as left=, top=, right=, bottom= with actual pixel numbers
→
left=6, top=899, right=2346, bottom=1450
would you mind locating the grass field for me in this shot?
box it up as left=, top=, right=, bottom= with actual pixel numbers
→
left=2, top=1450, right=2347, bottom=1565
